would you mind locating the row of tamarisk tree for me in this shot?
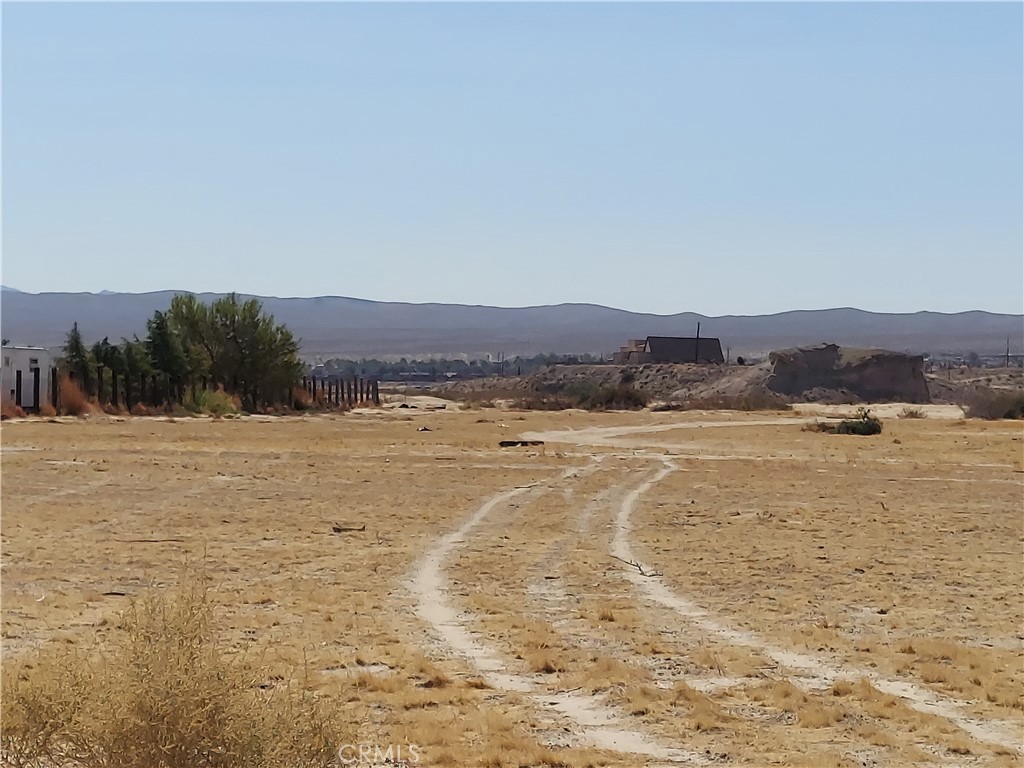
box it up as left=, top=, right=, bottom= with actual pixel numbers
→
left=62, top=294, right=304, bottom=412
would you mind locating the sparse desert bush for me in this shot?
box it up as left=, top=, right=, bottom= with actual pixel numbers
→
left=899, top=407, right=926, bottom=419
left=965, top=389, right=1024, bottom=420
left=802, top=421, right=832, bottom=433
left=1, top=582, right=342, bottom=768
left=292, top=386, right=312, bottom=411
left=130, top=402, right=150, bottom=417
left=1, top=399, right=26, bottom=420
left=57, top=375, right=92, bottom=417
left=39, top=401, right=57, bottom=418
left=187, top=387, right=239, bottom=417
left=578, top=382, right=647, bottom=410
left=805, top=408, right=883, bottom=435
left=657, top=389, right=790, bottom=412
left=515, top=382, right=648, bottom=411
left=513, top=392, right=576, bottom=410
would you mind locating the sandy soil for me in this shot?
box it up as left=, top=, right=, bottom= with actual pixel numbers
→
left=2, top=407, right=1021, bottom=766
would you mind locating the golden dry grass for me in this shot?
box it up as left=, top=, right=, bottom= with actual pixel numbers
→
left=2, top=406, right=1021, bottom=766
left=2, top=580, right=340, bottom=767
left=57, top=374, right=92, bottom=417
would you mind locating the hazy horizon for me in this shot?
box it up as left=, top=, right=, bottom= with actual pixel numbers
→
left=2, top=283, right=1022, bottom=320
left=3, top=3, right=1022, bottom=315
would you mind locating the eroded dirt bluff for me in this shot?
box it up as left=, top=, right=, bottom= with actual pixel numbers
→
left=766, top=344, right=930, bottom=403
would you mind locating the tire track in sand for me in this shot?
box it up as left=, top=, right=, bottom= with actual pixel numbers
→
left=611, top=459, right=1023, bottom=756
left=407, top=461, right=709, bottom=764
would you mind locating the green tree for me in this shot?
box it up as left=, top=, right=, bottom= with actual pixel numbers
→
left=145, top=310, right=189, bottom=402
left=63, top=322, right=94, bottom=395
left=167, top=294, right=214, bottom=384
left=207, top=294, right=301, bottom=410
left=163, top=293, right=302, bottom=410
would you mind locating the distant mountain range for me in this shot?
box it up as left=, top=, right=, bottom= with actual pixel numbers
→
left=1, top=288, right=1021, bottom=359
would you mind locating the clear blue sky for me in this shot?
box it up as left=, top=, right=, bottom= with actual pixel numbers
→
left=3, top=2, right=1021, bottom=315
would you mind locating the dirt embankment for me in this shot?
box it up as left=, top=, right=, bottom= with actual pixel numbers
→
left=441, top=346, right=1021, bottom=408
left=765, top=345, right=930, bottom=403
left=440, top=363, right=741, bottom=403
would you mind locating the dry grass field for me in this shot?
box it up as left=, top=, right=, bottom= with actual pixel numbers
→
left=2, top=403, right=1022, bottom=767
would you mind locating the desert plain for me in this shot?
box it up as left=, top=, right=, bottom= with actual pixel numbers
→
left=1, top=402, right=1022, bottom=767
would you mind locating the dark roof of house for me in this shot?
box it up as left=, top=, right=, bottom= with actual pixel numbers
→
left=645, top=336, right=724, bottom=363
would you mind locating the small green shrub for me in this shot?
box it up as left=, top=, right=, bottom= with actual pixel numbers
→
left=835, top=408, right=883, bottom=435
left=186, top=388, right=239, bottom=417
left=806, top=408, right=883, bottom=436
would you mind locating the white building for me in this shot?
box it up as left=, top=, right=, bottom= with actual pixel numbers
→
left=1, top=346, right=53, bottom=411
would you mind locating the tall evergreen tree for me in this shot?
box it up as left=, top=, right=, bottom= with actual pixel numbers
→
left=145, top=311, right=189, bottom=401
left=63, top=322, right=94, bottom=395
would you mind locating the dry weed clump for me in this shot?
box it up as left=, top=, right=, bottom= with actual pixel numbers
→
left=1, top=398, right=26, bottom=419
left=966, top=389, right=1024, bottom=420
left=656, top=389, right=790, bottom=412
left=38, top=401, right=57, bottom=418
left=898, top=407, right=926, bottom=419
left=292, top=386, right=312, bottom=410
left=514, top=382, right=648, bottom=411
left=1, top=583, right=344, bottom=768
left=803, top=408, right=882, bottom=435
left=57, top=375, right=92, bottom=417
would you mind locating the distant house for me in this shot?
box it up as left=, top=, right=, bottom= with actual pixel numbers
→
left=1, top=345, right=53, bottom=411
left=613, top=336, right=725, bottom=365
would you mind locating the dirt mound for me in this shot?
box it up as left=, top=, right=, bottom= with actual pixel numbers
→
left=765, top=345, right=929, bottom=403
left=442, top=346, right=933, bottom=408
left=442, top=364, right=736, bottom=403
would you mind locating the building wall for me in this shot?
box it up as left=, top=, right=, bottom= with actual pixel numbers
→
left=1, top=347, right=52, bottom=410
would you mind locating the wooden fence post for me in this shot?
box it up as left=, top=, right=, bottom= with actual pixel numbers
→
left=373, top=379, right=380, bottom=405
left=96, top=364, right=105, bottom=405
left=111, top=371, right=120, bottom=410
left=51, top=368, right=58, bottom=409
